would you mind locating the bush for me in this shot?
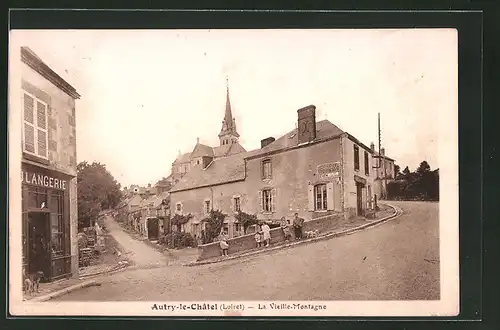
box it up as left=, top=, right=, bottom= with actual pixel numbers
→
left=159, top=232, right=197, bottom=249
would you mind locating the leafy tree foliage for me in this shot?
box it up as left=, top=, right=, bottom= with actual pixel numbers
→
left=202, top=210, right=227, bottom=243
left=387, top=161, right=439, bottom=201
left=77, top=161, right=122, bottom=229
left=234, top=211, right=259, bottom=234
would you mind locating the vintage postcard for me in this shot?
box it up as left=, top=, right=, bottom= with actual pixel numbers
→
left=9, top=28, right=458, bottom=317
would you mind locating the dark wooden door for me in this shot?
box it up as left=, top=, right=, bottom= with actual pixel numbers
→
left=356, top=183, right=363, bottom=216
left=27, top=211, right=51, bottom=281
left=147, top=218, right=159, bottom=240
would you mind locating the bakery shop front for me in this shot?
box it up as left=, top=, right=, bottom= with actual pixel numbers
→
left=21, top=163, right=74, bottom=282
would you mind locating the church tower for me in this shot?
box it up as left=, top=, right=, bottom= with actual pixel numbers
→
left=218, top=78, right=240, bottom=146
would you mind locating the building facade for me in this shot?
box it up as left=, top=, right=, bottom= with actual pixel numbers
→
left=170, top=105, right=387, bottom=239
left=370, top=145, right=396, bottom=199
left=20, top=47, right=81, bottom=281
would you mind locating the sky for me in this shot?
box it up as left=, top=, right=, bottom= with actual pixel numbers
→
left=11, top=29, right=457, bottom=188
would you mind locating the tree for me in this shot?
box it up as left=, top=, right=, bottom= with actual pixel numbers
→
left=386, top=161, right=439, bottom=201
left=394, top=164, right=401, bottom=179
left=202, top=210, right=227, bottom=243
left=234, top=211, right=259, bottom=234
left=402, top=166, right=411, bottom=177
left=77, top=161, right=122, bottom=229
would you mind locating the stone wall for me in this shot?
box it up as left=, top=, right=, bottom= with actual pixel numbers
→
left=197, top=212, right=345, bottom=261
left=21, top=59, right=79, bottom=278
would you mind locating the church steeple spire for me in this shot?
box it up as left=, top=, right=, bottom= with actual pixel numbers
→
left=219, top=76, right=239, bottom=145
left=224, top=77, right=233, bottom=126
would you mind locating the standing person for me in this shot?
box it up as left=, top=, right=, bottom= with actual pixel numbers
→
left=261, top=222, right=271, bottom=247
left=254, top=230, right=262, bottom=248
left=293, top=213, right=304, bottom=240
left=218, top=231, right=229, bottom=256
left=280, top=217, right=292, bottom=242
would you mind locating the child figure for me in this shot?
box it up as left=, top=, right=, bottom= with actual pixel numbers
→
left=254, top=231, right=262, bottom=248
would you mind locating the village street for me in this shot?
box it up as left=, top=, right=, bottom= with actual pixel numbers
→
left=55, top=201, right=439, bottom=301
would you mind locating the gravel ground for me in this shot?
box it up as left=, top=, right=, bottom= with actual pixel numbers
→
left=54, top=201, right=439, bottom=301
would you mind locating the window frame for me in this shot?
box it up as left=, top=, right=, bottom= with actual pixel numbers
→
left=22, top=91, right=49, bottom=160
left=233, top=196, right=241, bottom=212
left=364, top=151, right=370, bottom=176
left=204, top=199, right=211, bottom=215
left=353, top=145, right=360, bottom=171
left=261, top=159, right=272, bottom=180
left=262, top=189, right=273, bottom=212
left=314, top=184, right=328, bottom=211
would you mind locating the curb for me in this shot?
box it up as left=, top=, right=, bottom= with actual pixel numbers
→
left=184, top=204, right=402, bottom=267
left=78, top=263, right=130, bottom=280
left=28, top=279, right=101, bottom=302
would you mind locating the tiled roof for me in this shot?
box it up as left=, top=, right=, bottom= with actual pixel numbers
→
left=170, top=120, right=346, bottom=192
left=245, top=120, right=344, bottom=159
left=372, top=152, right=395, bottom=162
left=213, top=142, right=247, bottom=158
left=191, top=143, right=215, bottom=158
left=173, top=152, right=192, bottom=164
left=169, top=153, right=247, bottom=192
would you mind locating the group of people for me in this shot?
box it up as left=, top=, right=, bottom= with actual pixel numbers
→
left=217, top=213, right=306, bottom=257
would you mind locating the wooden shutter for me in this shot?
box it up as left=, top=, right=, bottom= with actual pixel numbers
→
left=23, top=94, right=35, bottom=153
left=307, top=184, right=314, bottom=211
left=361, top=187, right=367, bottom=212
left=271, top=188, right=277, bottom=212
left=333, top=180, right=342, bottom=211
left=258, top=190, right=263, bottom=212
left=326, top=182, right=334, bottom=210
left=36, top=101, right=47, bottom=158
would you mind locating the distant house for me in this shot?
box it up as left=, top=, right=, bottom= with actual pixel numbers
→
left=169, top=104, right=391, bottom=239
left=370, top=145, right=396, bottom=199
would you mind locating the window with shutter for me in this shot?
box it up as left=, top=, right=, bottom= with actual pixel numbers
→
left=326, top=182, right=335, bottom=210
left=271, top=188, right=277, bottom=212
left=307, top=185, right=315, bottom=211
left=22, top=92, right=48, bottom=159
left=262, top=189, right=273, bottom=212
left=314, top=184, right=328, bottom=211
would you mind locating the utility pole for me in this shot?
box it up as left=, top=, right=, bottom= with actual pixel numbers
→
left=378, top=113, right=388, bottom=199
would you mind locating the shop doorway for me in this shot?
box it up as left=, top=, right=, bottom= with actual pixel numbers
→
left=27, top=211, right=51, bottom=282
left=147, top=218, right=159, bottom=241
left=356, top=182, right=364, bottom=216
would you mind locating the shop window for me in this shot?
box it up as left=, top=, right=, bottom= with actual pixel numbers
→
left=50, top=190, right=66, bottom=257
left=315, top=184, right=328, bottom=211
left=23, top=92, right=48, bottom=159
left=27, top=186, right=48, bottom=209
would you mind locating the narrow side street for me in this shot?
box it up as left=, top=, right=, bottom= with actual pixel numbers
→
left=103, top=216, right=170, bottom=269
left=54, top=201, right=439, bottom=301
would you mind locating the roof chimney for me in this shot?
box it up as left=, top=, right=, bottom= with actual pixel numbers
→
left=261, top=137, right=276, bottom=148
left=297, top=105, right=317, bottom=144
left=370, top=142, right=375, bottom=152
left=148, top=183, right=152, bottom=188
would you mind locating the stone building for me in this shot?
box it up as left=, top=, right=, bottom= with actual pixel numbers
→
left=170, top=83, right=246, bottom=185
left=370, top=145, right=396, bottom=199
left=19, top=47, right=81, bottom=281
left=169, top=104, right=390, bottom=239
